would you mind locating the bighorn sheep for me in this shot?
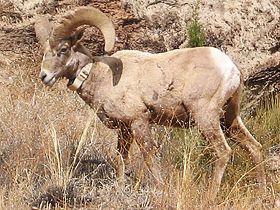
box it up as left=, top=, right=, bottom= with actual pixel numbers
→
left=35, top=7, right=266, bottom=201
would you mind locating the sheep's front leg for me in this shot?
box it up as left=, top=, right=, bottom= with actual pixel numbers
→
left=115, top=126, right=133, bottom=179
left=131, top=118, right=163, bottom=187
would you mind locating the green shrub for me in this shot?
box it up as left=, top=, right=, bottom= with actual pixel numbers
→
left=187, top=0, right=206, bottom=48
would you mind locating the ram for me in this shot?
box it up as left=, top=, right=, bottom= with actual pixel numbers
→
left=35, top=6, right=266, bottom=202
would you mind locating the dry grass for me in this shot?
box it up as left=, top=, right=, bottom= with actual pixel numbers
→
left=0, top=51, right=280, bottom=210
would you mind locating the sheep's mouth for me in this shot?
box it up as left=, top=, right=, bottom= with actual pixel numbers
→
left=43, top=76, right=57, bottom=86
left=40, top=71, right=58, bottom=87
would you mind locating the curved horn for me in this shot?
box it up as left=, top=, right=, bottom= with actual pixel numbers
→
left=50, top=7, right=115, bottom=52
left=34, top=16, right=52, bottom=47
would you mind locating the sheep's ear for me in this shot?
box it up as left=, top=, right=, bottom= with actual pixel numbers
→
left=93, top=56, right=123, bottom=86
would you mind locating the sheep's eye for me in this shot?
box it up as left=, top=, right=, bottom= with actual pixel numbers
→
left=59, top=47, right=68, bottom=54
left=57, top=47, right=68, bottom=57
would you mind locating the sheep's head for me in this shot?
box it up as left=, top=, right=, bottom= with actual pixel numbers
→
left=35, top=7, right=115, bottom=86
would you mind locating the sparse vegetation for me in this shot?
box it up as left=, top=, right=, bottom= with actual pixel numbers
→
left=187, top=0, right=206, bottom=48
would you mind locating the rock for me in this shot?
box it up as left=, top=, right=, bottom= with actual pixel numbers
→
left=121, top=0, right=280, bottom=77
left=244, top=52, right=280, bottom=112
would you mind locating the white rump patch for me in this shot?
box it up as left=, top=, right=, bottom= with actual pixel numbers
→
left=210, top=48, right=241, bottom=101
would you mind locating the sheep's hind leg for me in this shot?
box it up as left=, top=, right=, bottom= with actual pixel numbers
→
left=226, top=116, right=266, bottom=189
left=224, top=91, right=266, bottom=190
left=131, top=118, right=163, bottom=188
left=194, top=111, right=232, bottom=203
left=114, top=126, right=133, bottom=183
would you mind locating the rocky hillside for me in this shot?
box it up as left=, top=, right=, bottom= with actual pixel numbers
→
left=122, top=0, right=279, bottom=74
left=0, top=0, right=279, bottom=107
left=122, top=0, right=280, bottom=109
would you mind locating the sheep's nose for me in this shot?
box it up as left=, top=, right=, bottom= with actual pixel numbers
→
left=40, top=71, right=47, bottom=81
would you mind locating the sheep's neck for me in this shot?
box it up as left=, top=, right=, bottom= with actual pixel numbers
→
left=66, top=51, right=92, bottom=87
left=76, top=61, right=111, bottom=112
